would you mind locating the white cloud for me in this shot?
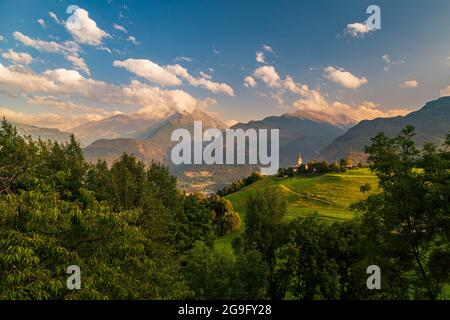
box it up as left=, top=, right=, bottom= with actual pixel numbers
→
left=37, top=19, right=46, bottom=28
left=49, top=11, right=64, bottom=25
left=175, top=56, right=193, bottom=62
left=114, top=58, right=182, bottom=86
left=256, top=51, right=265, bottom=63
left=324, top=66, right=368, bottom=89
left=253, top=65, right=308, bottom=95
left=293, top=89, right=409, bottom=121
left=2, top=49, right=33, bottom=65
left=13, top=31, right=89, bottom=74
left=0, top=63, right=216, bottom=124
left=98, top=46, right=112, bottom=54
left=253, top=66, right=280, bottom=87
left=13, top=31, right=79, bottom=55
left=127, top=36, right=139, bottom=45
left=27, top=95, right=119, bottom=116
left=244, top=76, right=257, bottom=88
left=0, top=63, right=60, bottom=93
left=262, top=44, right=273, bottom=52
left=165, top=64, right=235, bottom=96
left=113, top=23, right=127, bottom=33
left=114, top=58, right=234, bottom=96
left=343, top=22, right=371, bottom=38
left=199, top=71, right=211, bottom=79
left=252, top=64, right=406, bottom=121
left=65, top=8, right=109, bottom=46
left=125, top=80, right=216, bottom=117
left=65, top=55, right=90, bottom=75
left=0, top=35, right=4, bottom=42
left=382, top=54, right=405, bottom=71
left=399, top=80, right=418, bottom=89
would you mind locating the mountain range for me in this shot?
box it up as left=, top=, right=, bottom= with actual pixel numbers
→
left=5, top=96, right=450, bottom=192
left=70, top=114, right=160, bottom=146
left=320, top=96, right=450, bottom=162
left=83, top=110, right=227, bottom=166
left=12, top=122, right=72, bottom=144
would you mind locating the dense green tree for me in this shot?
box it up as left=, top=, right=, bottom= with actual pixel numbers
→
left=279, top=217, right=340, bottom=300
left=109, top=154, right=146, bottom=211
left=184, top=241, right=236, bottom=299
left=0, top=185, right=188, bottom=299
left=85, top=160, right=111, bottom=202
left=175, top=195, right=214, bottom=252
left=244, top=187, right=288, bottom=299
left=353, top=126, right=450, bottom=299
left=0, top=121, right=189, bottom=299
left=205, top=195, right=241, bottom=236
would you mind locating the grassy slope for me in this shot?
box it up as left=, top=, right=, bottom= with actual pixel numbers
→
left=215, top=168, right=379, bottom=254
left=214, top=169, right=450, bottom=299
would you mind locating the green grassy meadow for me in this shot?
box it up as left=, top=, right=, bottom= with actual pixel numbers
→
left=215, top=168, right=379, bottom=254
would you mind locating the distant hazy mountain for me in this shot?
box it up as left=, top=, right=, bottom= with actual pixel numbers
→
left=320, top=96, right=450, bottom=162
left=231, top=111, right=349, bottom=167
left=83, top=109, right=351, bottom=191
left=83, top=109, right=227, bottom=165
left=71, top=114, right=159, bottom=146
left=12, top=122, right=72, bottom=144
left=288, top=109, right=356, bottom=130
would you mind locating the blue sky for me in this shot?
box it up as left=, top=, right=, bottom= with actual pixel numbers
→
left=1, top=0, right=450, bottom=129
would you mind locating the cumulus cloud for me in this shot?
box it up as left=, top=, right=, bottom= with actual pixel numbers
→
left=114, top=58, right=182, bottom=86
left=293, top=89, right=409, bottom=121
left=0, top=63, right=215, bottom=124
left=124, top=80, right=215, bottom=117
left=251, top=64, right=407, bottom=121
left=65, top=54, right=90, bottom=75
left=114, top=58, right=234, bottom=96
left=262, top=44, right=273, bottom=52
left=399, top=80, right=418, bottom=89
left=382, top=54, right=405, bottom=71
left=342, top=22, right=371, bottom=38
left=113, top=23, right=127, bottom=33
left=37, top=19, right=46, bottom=28
left=244, top=76, right=257, bottom=88
left=13, top=31, right=89, bottom=75
left=324, top=66, right=368, bottom=89
left=127, top=36, right=139, bottom=45
left=165, top=64, right=235, bottom=96
left=256, top=51, right=265, bottom=63
left=13, top=31, right=79, bottom=55
left=0, top=35, right=4, bottom=42
left=65, top=8, right=110, bottom=46
left=2, top=49, right=33, bottom=65
left=27, top=95, right=119, bottom=117
left=199, top=71, right=211, bottom=79
left=253, top=66, right=280, bottom=87
left=49, top=11, right=64, bottom=25
left=252, top=66, right=308, bottom=95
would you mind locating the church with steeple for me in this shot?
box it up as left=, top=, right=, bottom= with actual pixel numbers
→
left=295, top=152, right=303, bottom=167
